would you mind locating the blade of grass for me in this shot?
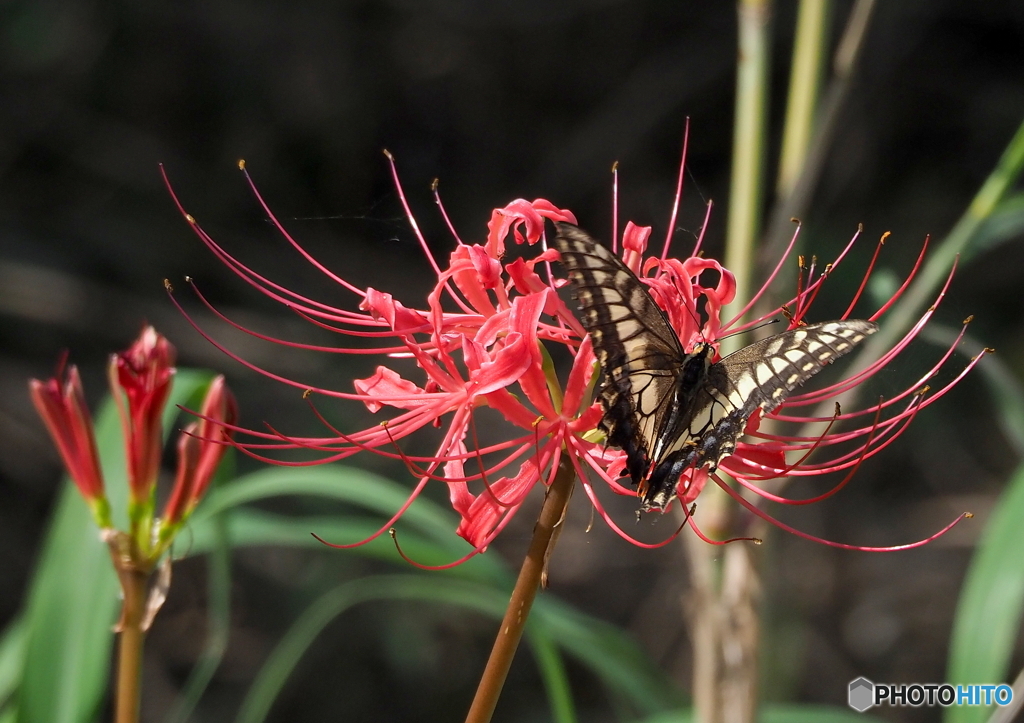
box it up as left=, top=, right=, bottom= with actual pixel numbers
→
left=798, top=116, right=1024, bottom=427
left=723, top=0, right=772, bottom=345
left=945, top=460, right=1024, bottom=723
left=16, top=370, right=213, bottom=723
left=162, top=453, right=235, bottom=723
left=776, top=0, right=831, bottom=199
left=839, top=119, right=1024, bottom=399
left=192, top=466, right=464, bottom=549
left=193, top=487, right=679, bottom=712
left=188, top=508, right=505, bottom=583
left=232, top=575, right=560, bottom=723
left=235, top=574, right=677, bottom=723
left=529, top=595, right=682, bottom=715
left=758, top=0, right=878, bottom=274
left=0, top=619, right=25, bottom=712
left=918, top=325, right=1024, bottom=457
left=531, top=631, right=576, bottom=723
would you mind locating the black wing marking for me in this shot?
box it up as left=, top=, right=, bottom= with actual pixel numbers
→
left=553, top=223, right=690, bottom=487
left=642, top=320, right=878, bottom=510
left=553, top=222, right=878, bottom=513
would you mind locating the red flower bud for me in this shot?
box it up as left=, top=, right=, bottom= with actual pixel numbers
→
left=30, top=364, right=111, bottom=526
left=108, top=326, right=176, bottom=504
left=163, top=375, right=236, bottom=526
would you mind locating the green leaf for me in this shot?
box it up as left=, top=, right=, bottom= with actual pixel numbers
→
left=193, top=465, right=463, bottom=546
left=235, top=575, right=669, bottom=723
left=163, top=451, right=235, bottom=723
left=967, top=192, right=1024, bottom=260
left=531, top=629, right=576, bottom=723
left=189, top=468, right=678, bottom=719
left=530, top=595, right=678, bottom=715
left=0, top=618, right=26, bottom=711
left=16, top=369, right=214, bottom=723
left=188, top=508, right=503, bottom=583
left=944, top=460, right=1024, bottom=723
left=189, top=465, right=509, bottom=584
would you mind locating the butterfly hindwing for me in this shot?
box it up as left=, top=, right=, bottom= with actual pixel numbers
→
left=713, top=319, right=878, bottom=419
left=554, top=223, right=877, bottom=511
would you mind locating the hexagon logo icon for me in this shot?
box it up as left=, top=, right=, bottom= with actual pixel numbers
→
left=849, top=677, right=875, bottom=712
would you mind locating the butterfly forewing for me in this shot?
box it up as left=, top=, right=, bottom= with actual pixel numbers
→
left=553, top=223, right=689, bottom=484
left=553, top=223, right=877, bottom=511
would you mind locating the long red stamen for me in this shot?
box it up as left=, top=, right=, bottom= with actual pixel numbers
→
left=432, top=179, right=466, bottom=246
left=690, top=200, right=714, bottom=259
left=712, top=473, right=973, bottom=551
left=660, top=119, right=690, bottom=262
left=238, top=161, right=366, bottom=296
left=841, top=232, right=888, bottom=319
left=722, top=220, right=800, bottom=330
left=870, top=234, right=931, bottom=320
left=735, top=400, right=883, bottom=503
left=681, top=500, right=763, bottom=546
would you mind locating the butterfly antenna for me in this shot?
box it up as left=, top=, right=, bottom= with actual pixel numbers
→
left=676, top=293, right=708, bottom=348
left=717, top=317, right=780, bottom=342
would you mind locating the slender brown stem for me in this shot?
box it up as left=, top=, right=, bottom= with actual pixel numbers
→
left=464, top=455, right=576, bottom=723
left=108, top=535, right=150, bottom=723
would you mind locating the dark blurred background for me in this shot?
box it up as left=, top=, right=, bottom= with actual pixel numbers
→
left=3, top=1, right=1024, bottom=721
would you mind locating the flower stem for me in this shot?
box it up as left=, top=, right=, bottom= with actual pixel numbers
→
left=111, top=553, right=149, bottom=723
left=464, top=455, right=576, bottom=723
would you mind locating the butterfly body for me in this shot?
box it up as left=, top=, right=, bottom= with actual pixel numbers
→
left=554, top=223, right=877, bottom=511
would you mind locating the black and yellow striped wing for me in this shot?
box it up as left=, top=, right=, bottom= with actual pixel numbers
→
left=553, top=223, right=689, bottom=488
left=554, top=223, right=877, bottom=511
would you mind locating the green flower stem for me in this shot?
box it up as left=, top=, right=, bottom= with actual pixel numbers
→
left=464, top=454, right=576, bottom=723
left=90, top=497, right=113, bottom=530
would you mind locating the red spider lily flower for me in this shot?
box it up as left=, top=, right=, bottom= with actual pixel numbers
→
left=109, top=325, right=176, bottom=511
left=30, top=362, right=113, bottom=528
left=161, top=374, right=237, bottom=535
left=162, top=149, right=981, bottom=561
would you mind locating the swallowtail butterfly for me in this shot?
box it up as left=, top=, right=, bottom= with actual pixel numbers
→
left=553, top=223, right=877, bottom=511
